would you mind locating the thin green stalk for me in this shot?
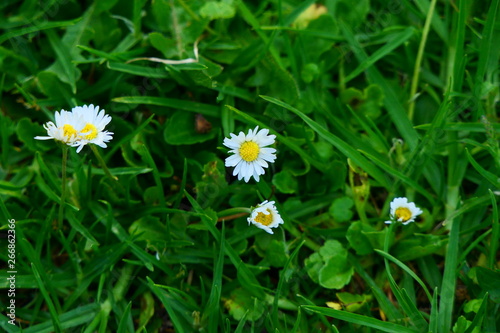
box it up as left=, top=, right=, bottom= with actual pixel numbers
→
left=58, top=146, right=68, bottom=229
left=408, top=0, right=438, bottom=121
left=91, top=145, right=126, bottom=196
left=90, top=145, right=117, bottom=181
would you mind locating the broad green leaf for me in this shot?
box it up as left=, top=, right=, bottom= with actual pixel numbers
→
left=329, top=196, right=354, bottom=222
left=224, top=288, right=265, bottom=321
left=164, top=111, right=216, bottom=145
left=346, top=221, right=375, bottom=255
left=200, top=1, right=236, bottom=20
left=272, top=170, right=298, bottom=194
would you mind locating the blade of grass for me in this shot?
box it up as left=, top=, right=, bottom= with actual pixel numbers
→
left=375, top=249, right=432, bottom=302
left=449, top=0, right=468, bottom=92
left=107, top=61, right=169, bottom=78
left=45, top=29, right=77, bottom=94
left=0, top=18, right=81, bottom=44
left=349, top=254, right=402, bottom=321
left=205, top=223, right=225, bottom=332
left=472, top=0, right=500, bottom=118
left=234, top=310, right=250, bottom=333
left=359, top=150, right=435, bottom=204
left=272, top=240, right=305, bottom=329
left=488, top=190, right=499, bottom=269
left=465, top=148, right=500, bottom=187
left=428, top=287, right=439, bottom=333
left=112, top=96, right=219, bottom=117
left=104, top=114, right=154, bottom=161
left=345, top=28, right=415, bottom=83
left=303, top=306, right=419, bottom=333
left=383, top=223, right=428, bottom=331
left=77, top=44, right=125, bottom=62
left=20, top=304, right=100, bottom=333
left=117, top=301, right=133, bottom=333
left=339, top=22, right=419, bottom=150
left=259, top=96, right=390, bottom=188
left=438, top=216, right=461, bottom=333
left=138, top=144, right=166, bottom=207
left=464, top=293, right=489, bottom=333
left=147, top=276, right=187, bottom=333
left=32, top=263, right=62, bottom=333
left=185, top=191, right=265, bottom=299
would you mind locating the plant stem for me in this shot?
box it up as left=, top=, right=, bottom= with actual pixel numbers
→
left=58, top=146, right=68, bottom=229
left=90, top=144, right=117, bottom=181
left=91, top=144, right=125, bottom=193
left=408, top=0, right=438, bottom=121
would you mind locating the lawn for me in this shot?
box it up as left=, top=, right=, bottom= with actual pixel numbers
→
left=0, top=0, right=499, bottom=332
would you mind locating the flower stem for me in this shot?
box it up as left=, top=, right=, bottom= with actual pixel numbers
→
left=58, top=146, right=68, bottom=229
left=90, top=145, right=117, bottom=181
left=91, top=144, right=125, bottom=193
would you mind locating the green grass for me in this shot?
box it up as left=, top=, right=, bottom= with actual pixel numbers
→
left=0, top=0, right=499, bottom=332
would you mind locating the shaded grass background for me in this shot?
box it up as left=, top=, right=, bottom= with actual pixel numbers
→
left=0, top=0, right=499, bottom=332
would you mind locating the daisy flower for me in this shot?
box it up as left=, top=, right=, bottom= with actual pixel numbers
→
left=247, top=200, right=284, bottom=234
left=34, top=109, right=83, bottom=145
left=70, top=104, right=113, bottom=153
left=223, top=126, right=276, bottom=182
left=385, top=197, right=423, bottom=225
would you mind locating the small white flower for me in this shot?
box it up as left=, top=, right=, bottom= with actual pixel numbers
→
left=70, top=104, right=113, bottom=153
left=34, top=109, right=83, bottom=145
left=248, top=200, right=284, bottom=234
left=385, top=197, right=423, bottom=225
left=223, top=126, right=276, bottom=182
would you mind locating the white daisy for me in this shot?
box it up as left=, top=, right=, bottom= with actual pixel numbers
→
left=248, top=200, right=284, bottom=234
left=223, top=126, right=276, bottom=182
left=34, top=109, right=83, bottom=145
left=70, top=104, right=114, bottom=153
left=385, top=197, right=423, bottom=225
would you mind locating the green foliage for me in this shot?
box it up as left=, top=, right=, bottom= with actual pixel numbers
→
left=0, top=0, right=499, bottom=332
left=305, top=240, right=354, bottom=289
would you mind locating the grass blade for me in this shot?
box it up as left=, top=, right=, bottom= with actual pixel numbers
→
left=303, top=306, right=419, bottom=333
left=345, top=28, right=415, bottom=83
left=147, top=277, right=187, bottom=333
left=428, top=287, right=439, bottom=333
left=32, top=263, right=62, bottom=333
left=488, top=190, right=499, bottom=269
left=112, top=96, right=219, bottom=117
left=375, top=249, right=432, bottom=302
left=438, top=217, right=461, bottom=333
left=259, top=95, right=390, bottom=188
left=339, top=22, right=419, bottom=150
left=465, top=148, right=499, bottom=187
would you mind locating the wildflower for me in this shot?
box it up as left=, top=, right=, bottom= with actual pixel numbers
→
left=70, top=104, right=113, bottom=153
left=35, top=104, right=113, bottom=153
left=223, top=126, right=276, bottom=182
left=34, top=109, right=82, bottom=145
left=248, top=200, right=284, bottom=234
left=385, top=197, right=423, bottom=225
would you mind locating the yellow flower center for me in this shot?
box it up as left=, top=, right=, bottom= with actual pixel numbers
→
left=62, top=124, right=77, bottom=141
left=239, top=141, right=260, bottom=162
left=395, top=207, right=412, bottom=222
left=254, top=209, right=273, bottom=226
left=81, top=123, right=98, bottom=140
